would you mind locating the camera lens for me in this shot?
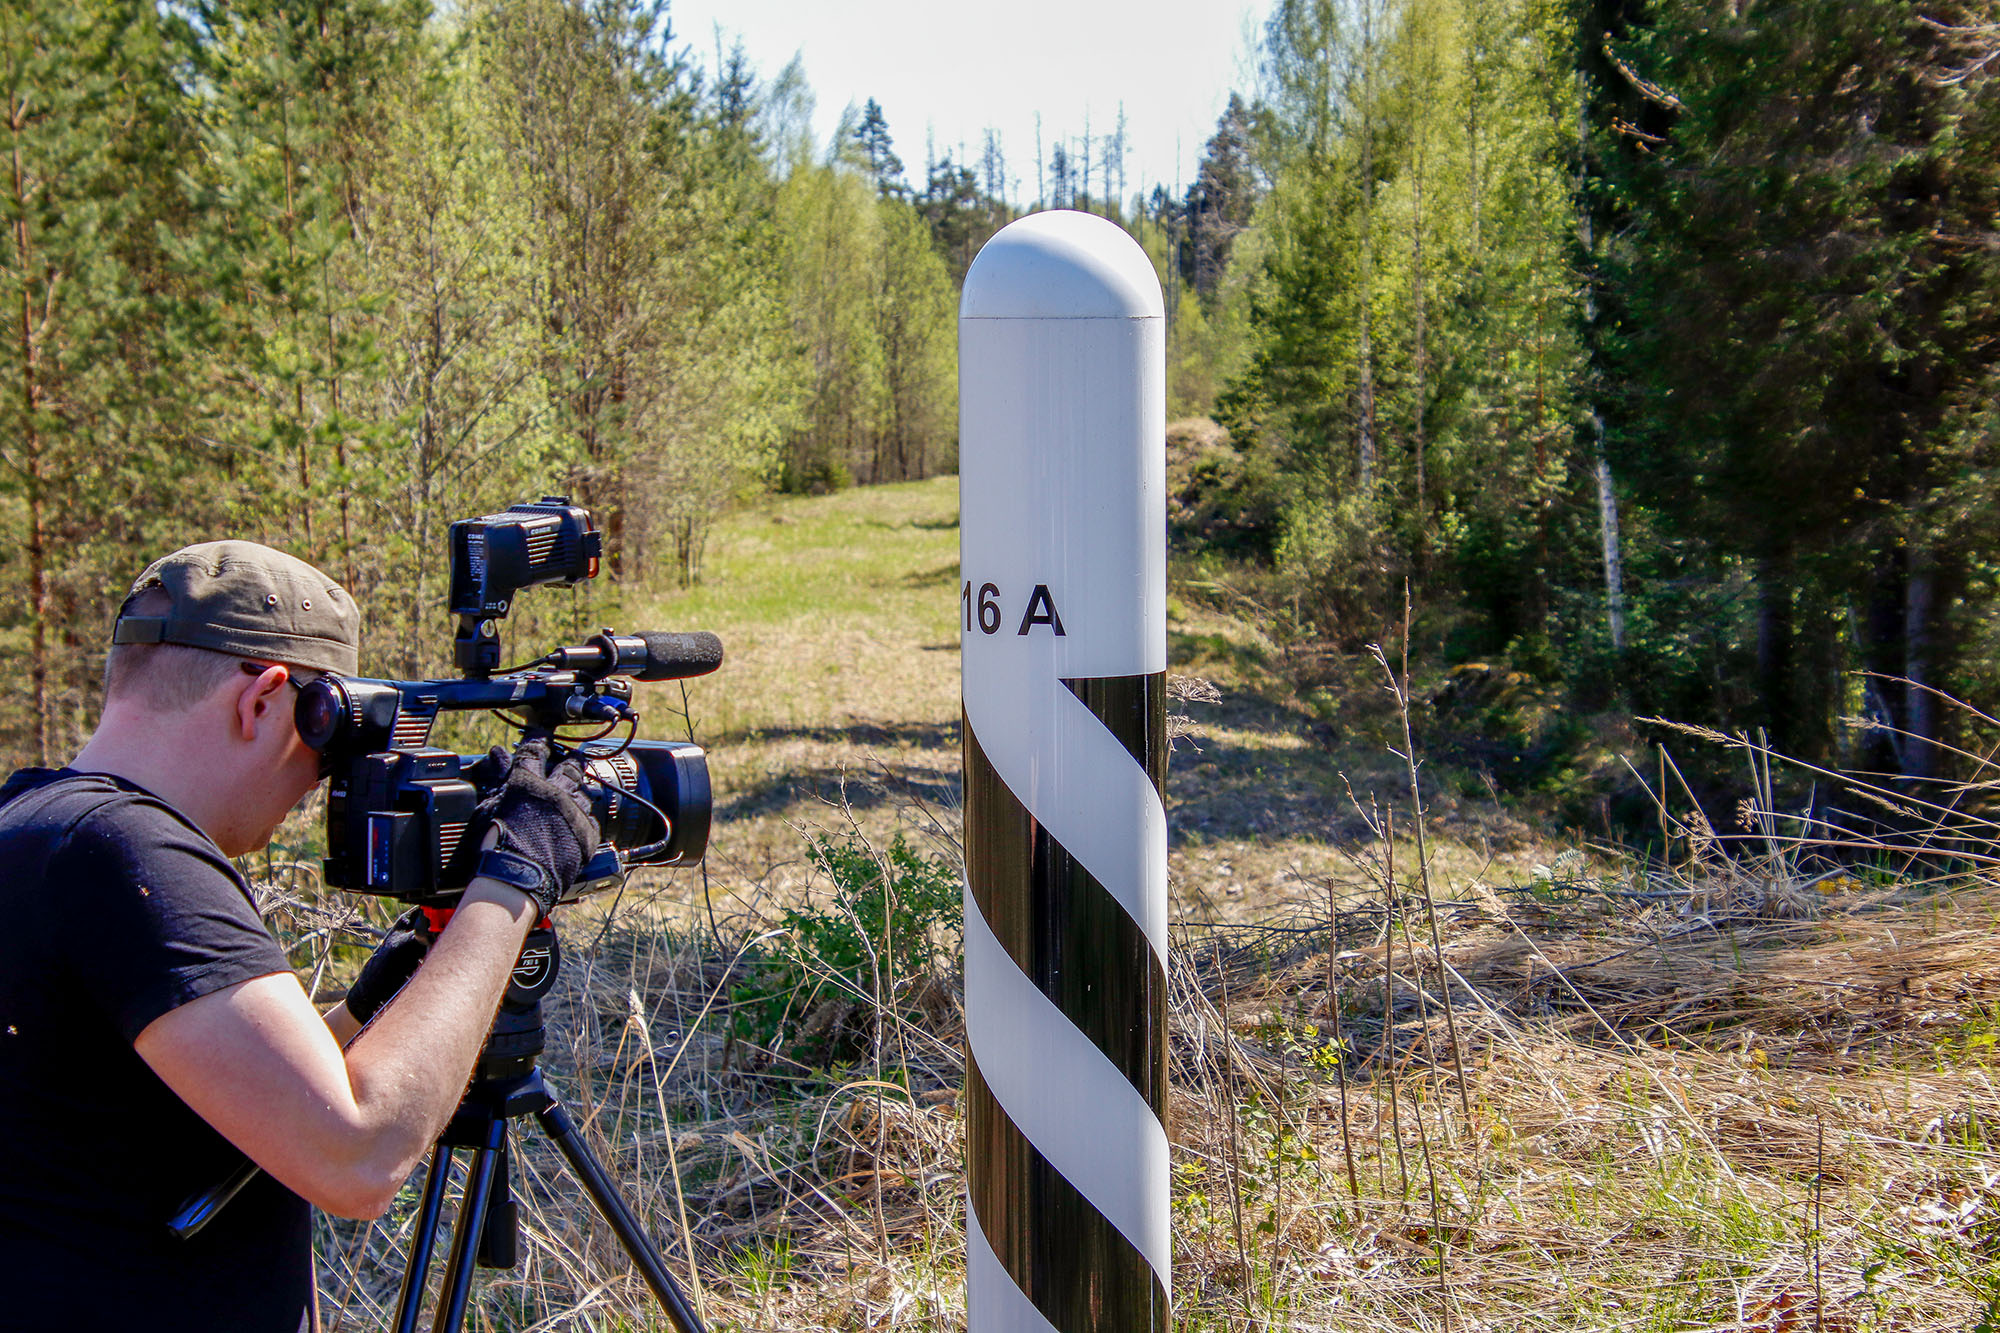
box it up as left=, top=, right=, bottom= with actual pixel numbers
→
left=296, top=677, right=348, bottom=751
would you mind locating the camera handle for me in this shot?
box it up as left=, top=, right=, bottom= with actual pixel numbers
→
left=455, top=613, right=502, bottom=678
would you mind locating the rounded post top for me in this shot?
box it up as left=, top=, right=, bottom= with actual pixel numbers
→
left=961, top=210, right=1165, bottom=321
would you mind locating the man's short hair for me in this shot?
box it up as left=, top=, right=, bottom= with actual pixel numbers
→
left=102, top=589, right=256, bottom=711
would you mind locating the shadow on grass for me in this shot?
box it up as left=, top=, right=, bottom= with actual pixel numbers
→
left=718, top=719, right=962, bottom=819
left=903, top=562, right=957, bottom=588
left=734, top=719, right=959, bottom=751
left=1167, top=732, right=1378, bottom=845
left=721, top=764, right=960, bottom=820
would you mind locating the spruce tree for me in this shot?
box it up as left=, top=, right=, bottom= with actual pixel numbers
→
left=1597, top=0, right=2000, bottom=768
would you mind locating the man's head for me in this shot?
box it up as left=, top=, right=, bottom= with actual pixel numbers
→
left=89, top=542, right=360, bottom=855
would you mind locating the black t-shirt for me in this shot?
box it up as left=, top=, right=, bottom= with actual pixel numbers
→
left=0, top=768, right=315, bottom=1332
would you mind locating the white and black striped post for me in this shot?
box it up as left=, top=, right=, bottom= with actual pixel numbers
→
left=959, top=210, right=1169, bottom=1333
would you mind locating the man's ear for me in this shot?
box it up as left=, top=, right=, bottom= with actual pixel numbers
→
left=233, top=664, right=289, bottom=743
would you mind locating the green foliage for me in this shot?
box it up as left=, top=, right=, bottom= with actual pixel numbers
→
left=1593, top=0, right=2000, bottom=769
left=1275, top=489, right=1403, bottom=647
left=0, top=0, right=967, bottom=769
left=1174, top=0, right=1999, bottom=788
left=730, top=835, right=961, bottom=1070
left=0, top=0, right=210, bottom=761
left=1220, top=0, right=1596, bottom=662
left=777, top=162, right=958, bottom=490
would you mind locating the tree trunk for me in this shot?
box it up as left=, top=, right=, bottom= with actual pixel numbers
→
left=1860, top=547, right=1906, bottom=773
left=1577, top=86, right=1622, bottom=657
left=26, top=455, right=46, bottom=767
left=13, top=128, right=49, bottom=765
left=1355, top=0, right=1378, bottom=495
left=1754, top=554, right=1795, bottom=751
left=1592, top=415, right=1626, bottom=654
left=1410, top=156, right=1426, bottom=566
left=1903, top=548, right=1939, bottom=782
left=1466, top=16, right=1482, bottom=256
left=280, top=97, right=313, bottom=555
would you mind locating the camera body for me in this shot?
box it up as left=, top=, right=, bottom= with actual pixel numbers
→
left=306, top=498, right=720, bottom=905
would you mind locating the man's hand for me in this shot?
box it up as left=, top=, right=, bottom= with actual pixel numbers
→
left=339, top=908, right=431, bottom=1027
left=471, top=735, right=601, bottom=917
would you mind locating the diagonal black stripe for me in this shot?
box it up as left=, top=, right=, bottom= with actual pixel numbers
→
left=967, top=1054, right=1170, bottom=1333
left=1060, top=674, right=1166, bottom=796
left=963, top=708, right=1167, bottom=1107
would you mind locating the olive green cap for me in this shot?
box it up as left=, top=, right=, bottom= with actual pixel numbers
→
left=112, top=541, right=360, bottom=677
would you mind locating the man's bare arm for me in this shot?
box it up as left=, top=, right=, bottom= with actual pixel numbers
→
left=134, top=881, right=536, bottom=1218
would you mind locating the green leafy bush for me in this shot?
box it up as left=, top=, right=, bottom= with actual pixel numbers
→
left=730, top=835, right=961, bottom=1069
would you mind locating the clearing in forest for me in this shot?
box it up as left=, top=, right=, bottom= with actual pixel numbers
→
left=298, top=476, right=2000, bottom=1331
left=633, top=474, right=1548, bottom=928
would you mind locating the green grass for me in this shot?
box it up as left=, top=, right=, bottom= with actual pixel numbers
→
left=658, top=480, right=959, bottom=631
left=638, top=478, right=962, bottom=740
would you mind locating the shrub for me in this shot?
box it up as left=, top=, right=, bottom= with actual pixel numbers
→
left=730, top=834, right=961, bottom=1070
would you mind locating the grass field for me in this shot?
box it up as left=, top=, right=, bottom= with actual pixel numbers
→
left=295, top=478, right=2000, bottom=1332
left=625, top=475, right=1535, bottom=932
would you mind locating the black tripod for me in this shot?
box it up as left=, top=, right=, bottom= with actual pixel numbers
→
left=388, top=922, right=708, bottom=1333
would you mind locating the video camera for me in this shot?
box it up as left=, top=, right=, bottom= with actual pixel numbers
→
left=299, top=497, right=719, bottom=904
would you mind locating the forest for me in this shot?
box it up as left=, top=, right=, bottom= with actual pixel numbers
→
left=5, top=0, right=1998, bottom=803
left=1170, top=0, right=2000, bottom=808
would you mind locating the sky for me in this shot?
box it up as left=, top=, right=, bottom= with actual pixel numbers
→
left=662, top=0, right=1272, bottom=207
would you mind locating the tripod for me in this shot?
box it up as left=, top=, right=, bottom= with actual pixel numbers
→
left=388, top=922, right=708, bottom=1333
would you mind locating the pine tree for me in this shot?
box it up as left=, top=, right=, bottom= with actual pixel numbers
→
left=2, top=0, right=192, bottom=760
left=1183, top=95, right=1259, bottom=304
left=915, top=154, right=1006, bottom=285
left=351, top=26, right=552, bottom=672
left=170, top=0, right=425, bottom=586
left=851, top=97, right=905, bottom=197
left=480, top=0, right=692, bottom=575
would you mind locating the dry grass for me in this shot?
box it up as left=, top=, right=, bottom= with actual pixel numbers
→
left=266, top=480, right=2000, bottom=1330
left=1167, top=874, right=2000, bottom=1331
left=297, top=816, right=2000, bottom=1331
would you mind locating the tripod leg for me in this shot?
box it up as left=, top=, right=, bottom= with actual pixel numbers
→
left=432, top=1115, right=508, bottom=1333
left=477, top=1136, right=519, bottom=1269
left=392, top=1145, right=456, bottom=1333
left=538, top=1098, right=709, bottom=1333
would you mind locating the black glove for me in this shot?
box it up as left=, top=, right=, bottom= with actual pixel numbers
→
left=342, top=908, right=431, bottom=1026
left=470, top=734, right=600, bottom=916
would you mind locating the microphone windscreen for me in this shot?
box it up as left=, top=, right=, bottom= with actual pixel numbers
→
left=633, top=630, right=724, bottom=681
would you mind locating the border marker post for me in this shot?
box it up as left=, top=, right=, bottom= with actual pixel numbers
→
left=959, top=210, right=1170, bottom=1333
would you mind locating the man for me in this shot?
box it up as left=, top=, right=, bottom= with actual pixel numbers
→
left=0, top=541, right=593, bottom=1331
